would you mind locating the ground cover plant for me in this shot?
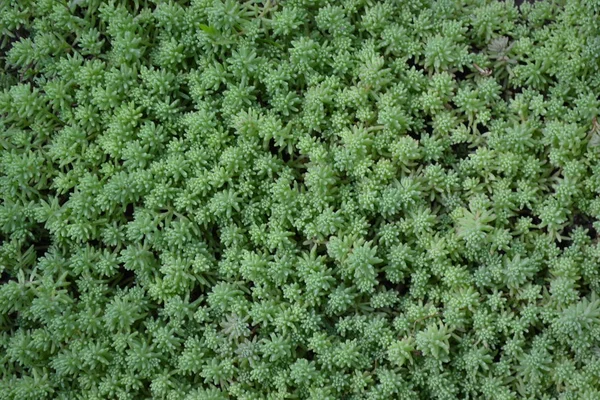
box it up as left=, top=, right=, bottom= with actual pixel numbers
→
left=1, top=0, right=600, bottom=398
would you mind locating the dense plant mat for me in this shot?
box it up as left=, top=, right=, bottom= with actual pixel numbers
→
left=2, top=0, right=600, bottom=399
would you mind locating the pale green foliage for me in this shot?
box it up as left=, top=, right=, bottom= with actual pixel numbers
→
left=1, top=0, right=600, bottom=399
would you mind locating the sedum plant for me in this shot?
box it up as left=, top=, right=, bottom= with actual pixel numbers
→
left=1, top=0, right=600, bottom=399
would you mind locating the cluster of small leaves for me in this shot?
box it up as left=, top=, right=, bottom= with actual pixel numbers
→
left=1, top=0, right=600, bottom=399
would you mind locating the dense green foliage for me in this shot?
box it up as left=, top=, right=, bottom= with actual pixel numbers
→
left=1, top=0, right=600, bottom=398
